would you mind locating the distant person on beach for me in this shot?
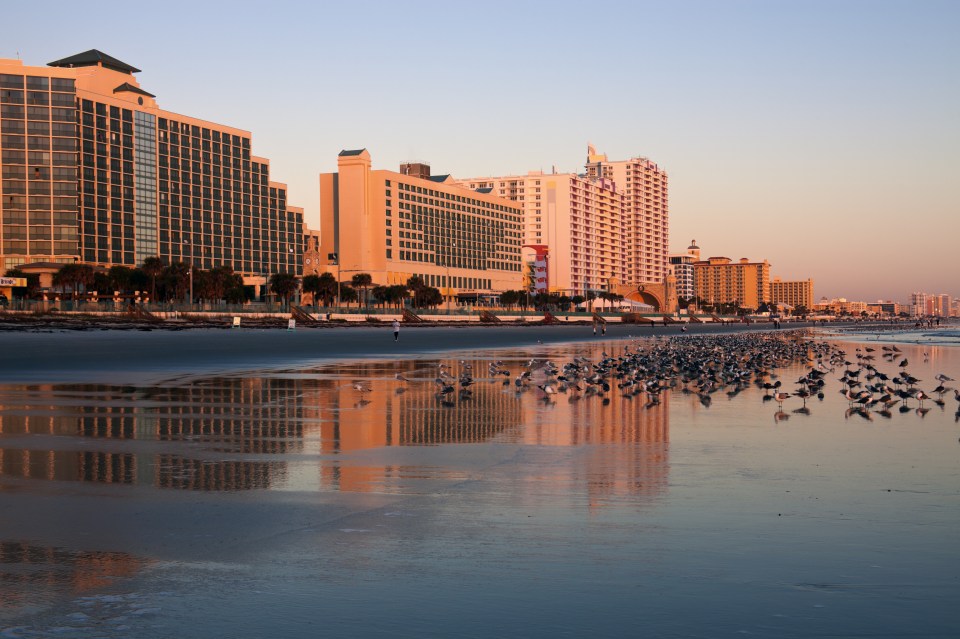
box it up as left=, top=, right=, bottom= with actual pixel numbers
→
left=601, top=323, right=606, bottom=336
left=593, top=321, right=597, bottom=336
left=392, top=319, right=400, bottom=341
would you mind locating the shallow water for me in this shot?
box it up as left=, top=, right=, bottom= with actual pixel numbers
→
left=1, top=335, right=958, bottom=638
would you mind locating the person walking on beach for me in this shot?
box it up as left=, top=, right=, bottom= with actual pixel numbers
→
left=593, top=321, right=597, bottom=336
left=392, top=319, right=400, bottom=341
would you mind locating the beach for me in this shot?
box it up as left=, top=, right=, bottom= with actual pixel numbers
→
left=0, top=320, right=800, bottom=384
left=1, top=325, right=958, bottom=638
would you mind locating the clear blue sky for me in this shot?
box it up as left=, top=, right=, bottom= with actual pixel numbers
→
left=6, top=0, right=958, bottom=302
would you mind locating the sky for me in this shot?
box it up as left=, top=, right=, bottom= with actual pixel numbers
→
left=5, top=0, right=958, bottom=302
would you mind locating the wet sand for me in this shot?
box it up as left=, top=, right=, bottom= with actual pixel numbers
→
left=2, top=329, right=958, bottom=638
left=0, top=321, right=792, bottom=384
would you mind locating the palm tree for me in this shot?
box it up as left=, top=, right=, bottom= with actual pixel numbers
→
left=141, top=257, right=165, bottom=302
left=351, top=273, right=373, bottom=309
left=317, top=272, right=338, bottom=306
left=269, top=272, right=299, bottom=309
left=163, top=262, right=191, bottom=302
left=386, top=284, right=408, bottom=310
left=371, top=285, right=389, bottom=308
left=54, top=264, right=95, bottom=301
left=500, top=290, right=520, bottom=309
left=108, top=265, right=134, bottom=296
left=302, top=274, right=321, bottom=306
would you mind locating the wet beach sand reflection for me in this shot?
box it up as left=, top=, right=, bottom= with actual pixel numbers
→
left=1, top=333, right=958, bottom=637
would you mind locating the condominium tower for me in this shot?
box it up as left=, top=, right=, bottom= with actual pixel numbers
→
left=584, top=145, right=669, bottom=284
left=455, top=170, right=625, bottom=296
left=0, top=50, right=302, bottom=279
left=318, top=150, right=523, bottom=301
left=458, top=146, right=669, bottom=295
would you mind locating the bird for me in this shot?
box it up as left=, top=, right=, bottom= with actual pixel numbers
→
left=352, top=381, right=371, bottom=395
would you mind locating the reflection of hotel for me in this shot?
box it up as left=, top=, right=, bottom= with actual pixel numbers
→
left=0, top=541, right=145, bottom=609
left=0, top=352, right=670, bottom=503
left=0, top=377, right=307, bottom=491
left=521, top=388, right=670, bottom=507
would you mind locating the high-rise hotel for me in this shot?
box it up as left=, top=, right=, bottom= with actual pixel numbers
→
left=319, top=150, right=523, bottom=301
left=457, top=146, right=669, bottom=296
left=584, top=146, right=669, bottom=284
left=455, top=170, right=626, bottom=297
left=0, top=50, right=302, bottom=278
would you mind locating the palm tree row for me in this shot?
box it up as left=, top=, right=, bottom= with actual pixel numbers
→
left=301, top=273, right=446, bottom=310
left=4, top=259, right=267, bottom=305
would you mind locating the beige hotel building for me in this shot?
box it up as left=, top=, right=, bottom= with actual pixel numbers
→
left=318, top=150, right=523, bottom=300
left=693, top=256, right=772, bottom=310
left=770, top=277, right=814, bottom=311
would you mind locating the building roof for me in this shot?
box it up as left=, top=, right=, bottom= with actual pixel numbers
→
left=113, top=82, right=155, bottom=98
left=338, top=149, right=367, bottom=156
left=428, top=174, right=451, bottom=183
left=475, top=187, right=493, bottom=194
left=48, top=49, right=141, bottom=74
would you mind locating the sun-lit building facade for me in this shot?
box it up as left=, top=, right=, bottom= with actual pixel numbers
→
left=770, top=277, right=814, bottom=311
left=584, top=145, right=669, bottom=284
left=668, top=239, right=700, bottom=300
left=319, top=150, right=523, bottom=301
left=0, top=50, right=302, bottom=281
left=455, top=170, right=626, bottom=297
left=693, top=256, right=771, bottom=310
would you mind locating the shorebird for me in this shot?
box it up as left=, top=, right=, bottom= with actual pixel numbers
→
left=352, top=381, right=371, bottom=395
left=773, top=391, right=790, bottom=408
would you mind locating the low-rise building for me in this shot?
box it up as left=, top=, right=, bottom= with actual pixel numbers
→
left=770, top=277, right=814, bottom=312
left=668, top=239, right=699, bottom=300
left=693, top=256, right=771, bottom=310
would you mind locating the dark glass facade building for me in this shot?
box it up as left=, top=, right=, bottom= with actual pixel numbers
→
left=0, top=50, right=302, bottom=280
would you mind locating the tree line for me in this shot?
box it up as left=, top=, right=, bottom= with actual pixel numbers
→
left=302, top=273, right=446, bottom=309
left=3, top=258, right=301, bottom=306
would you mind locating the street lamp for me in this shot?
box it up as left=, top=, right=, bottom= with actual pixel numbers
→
left=446, top=241, right=456, bottom=314
left=182, top=239, right=193, bottom=306
left=328, top=252, right=340, bottom=310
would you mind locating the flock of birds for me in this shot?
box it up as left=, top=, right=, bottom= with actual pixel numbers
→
left=350, top=333, right=960, bottom=422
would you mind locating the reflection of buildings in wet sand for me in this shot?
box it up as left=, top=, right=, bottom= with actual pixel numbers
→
left=0, top=447, right=136, bottom=484
left=521, top=393, right=670, bottom=506
left=0, top=377, right=310, bottom=491
left=316, top=359, right=525, bottom=492
left=0, top=541, right=146, bottom=612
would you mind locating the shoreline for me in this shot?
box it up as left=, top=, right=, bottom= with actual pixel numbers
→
left=0, top=321, right=784, bottom=385
left=0, top=320, right=954, bottom=386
